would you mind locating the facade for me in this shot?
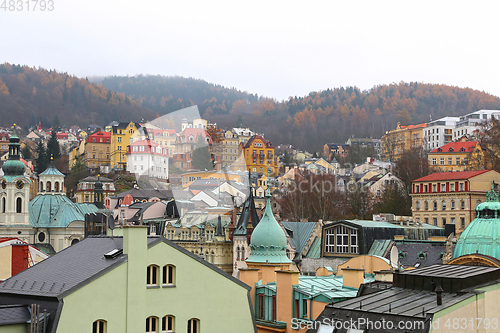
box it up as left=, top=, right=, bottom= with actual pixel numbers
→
left=84, top=130, right=111, bottom=168
left=241, top=135, right=279, bottom=176
left=411, top=170, right=500, bottom=235
left=381, top=122, right=427, bottom=161
left=0, top=226, right=257, bottom=333
left=110, top=121, right=140, bottom=170
left=149, top=128, right=176, bottom=150
left=428, top=140, right=483, bottom=172
left=322, top=143, right=349, bottom=161
left=221, top=130, right=242, bottom=170
left=126, top=139, right=169, bottom=180
left=181, top=170, right=248, bottom=188
left=453, top=109, right=500, bottom=140
left=423, top=116, right=459, bottom=150
left=75, top=175, right=116, bottom=204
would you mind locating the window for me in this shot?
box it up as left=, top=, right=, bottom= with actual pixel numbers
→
left=440, top=158, right=444, bottom=165
left=424, top=201, right=428, bottom=210
left=117, top=137, right=122, bottom=143
left=416, top=185, right=420, bottom=193
left=433, top=201, right=437, bottom=210
left=146, top=316, right=159, bottom=333
left=461, top=200, right=465, bottom=209
left=147, top=265, right=159, bottom=286
left=324, top=226, right=358, bottom=254
left=448, top=158, right=452, bottom=165
left=461, top=217, right=465, bottom=229
left=162, top=265, right=175, bottom=285
left=442, top=217, right=446, bottom=226
left=451, top=201, right=455, bottom=210
left=92, top=320, right=106, bottom=333
left=2, top=197, right=5, bottom=213
left=187, top=319, right=199, bottom=333
left=16, top=197, right=22, bottom=213
left=432, top=184, right=437, bottom=192
left=433, top=218, right=438, bottom=226
left=432, top=158, right=436, bottom=165
left=442, top=201, right=446, bottom=210
left=162, top=315, right=175, bottom=332
left=460, top=183, right=464, bottom=191
left=456, top=158, right=460, bottom=165
left=450, top=183, right=455, bottom=191
left=416, top=201, right=420, bottom=210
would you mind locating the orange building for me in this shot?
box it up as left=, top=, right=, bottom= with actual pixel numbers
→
left=241, top=135, right=278, bottom=176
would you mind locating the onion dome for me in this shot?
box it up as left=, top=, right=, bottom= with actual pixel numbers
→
left=453, top=185, right=500, bottom=260
left=2, top=125, right=26, bottom=177
left=246, top=193, right=291, bottom=264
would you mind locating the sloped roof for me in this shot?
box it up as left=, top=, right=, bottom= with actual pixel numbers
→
left=29, top=195, right=98, bottom=228
left=282, top=221, right=319, bottom=258
left=39, top=161, right=64, bottom=176
left=234, top=190, right=259, bottom=236
left=304, top=236, right=321, bottom=259
left=0, top=305, right=32, bottom=326
left=413, top=170, right=492, bottom=182
left=430, top=141, right=477, bottom=153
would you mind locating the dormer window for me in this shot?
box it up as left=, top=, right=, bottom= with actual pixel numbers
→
left=449, top=147, right=454, bottom=152
left=460, top=147, right=465, bottom=152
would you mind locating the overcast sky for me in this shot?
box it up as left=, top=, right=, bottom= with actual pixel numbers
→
left=1, top=1, right=500, bottom=101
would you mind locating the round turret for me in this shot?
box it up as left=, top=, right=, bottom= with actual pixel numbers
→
left=2, top=125, right=26, bottom=177
left=246, top=194, right=291, bottom=264
left=453, top=186, right=500, bottom=260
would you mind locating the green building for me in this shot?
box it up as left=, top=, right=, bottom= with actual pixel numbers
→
left=0, top=226, right=256, bottom=333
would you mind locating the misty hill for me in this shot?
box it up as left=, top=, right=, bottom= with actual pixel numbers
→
left=101, top=75, right=500, bottom=152
left=0, top=63, right=156, bottom=130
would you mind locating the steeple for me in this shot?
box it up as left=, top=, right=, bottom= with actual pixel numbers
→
left=94, top=175, right=104, bottom=209
left=2, top=125, right=26, bottom=177
left=246, top=193, right=291, bottom=264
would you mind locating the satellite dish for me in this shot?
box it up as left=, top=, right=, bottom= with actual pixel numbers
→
left=107, top=215, right=115, bottom=230
left=390, top=246, right=399, bottom=269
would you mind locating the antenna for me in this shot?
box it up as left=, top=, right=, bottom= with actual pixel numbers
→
left=390, top=246, right=399, bottom=269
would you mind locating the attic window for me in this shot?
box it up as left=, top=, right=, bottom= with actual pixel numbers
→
left=398, top=251, right=406, bottom=259
left=104, top=248, right=123, bottom=259
left=449, top=147, right=454, bottom=152
left=460, top=148, right=465, bottom=152
left=417, top=252, right=427, bottom=260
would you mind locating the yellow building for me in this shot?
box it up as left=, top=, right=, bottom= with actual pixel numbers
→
left=84, top=130, right=111, bottom=168
left=220, top=130, right=242, bottom=170
left=242, top=135, right=278, bottom=176
left=110, top=122, right=140, bottom=170
left=68, top=140, right=85, bottom=169
left=381, top=122, right=426, bottom=161
left=411, top=170, right=500, bottom=235
left=181, top=170, right=247, bottom=188
left=428, top=140, right=483, bottom=172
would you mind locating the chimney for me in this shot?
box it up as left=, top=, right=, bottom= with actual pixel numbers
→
left=276, top=270, right=299, bottom=323
left=260, top=264, right=281, bottom=284
left=239, top=268, right=259, bottom=307
left=435, top=285, right=443, bottom=306
left=123, top=225, right=148, bottom=332
left=341, top=267, right=365, bottom=289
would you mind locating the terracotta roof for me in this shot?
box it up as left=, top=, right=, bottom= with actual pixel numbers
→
left=413, top=170, right=492, bottom=182
left=430, top=141, right=477, bottom=153
left=402, top=123, right=427, bottom=130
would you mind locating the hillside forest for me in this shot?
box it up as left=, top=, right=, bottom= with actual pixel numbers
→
left=2, top=63, right=500, bottom=153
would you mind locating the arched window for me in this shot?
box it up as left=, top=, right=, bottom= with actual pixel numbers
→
left=162, top=265, right=175, bottom=285
left=40, top=181, right=44, bottom=192
left=236, top=246, right=241, bottom=260
left=92, top=320, right=106, bottom=333
left=162, top=315, right=175, bottom=332
left=147, top=265, right=159, bottom=286
left=16, top=197, right=22, bottom=213
left=46, top=181, right=52, bottom=192
left=71, top=238, right=79, bottom=245
left=55, top=182, right=59, bottom=192
left=210, top=251, right=215, bottom=263
left=241, top=247, right=245, bottom=260
left=187, top=318, right=200, bottom=333
left=146, top=316, right=159, bottom=333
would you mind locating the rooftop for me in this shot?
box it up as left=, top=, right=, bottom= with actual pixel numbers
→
left=413, top=170, right=492, bottom=182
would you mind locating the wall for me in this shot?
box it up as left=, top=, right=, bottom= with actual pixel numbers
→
left=301, top=258, right=348, bottom=275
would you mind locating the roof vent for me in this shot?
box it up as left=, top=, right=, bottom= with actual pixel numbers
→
left=104, top=248, right=123, bottom=259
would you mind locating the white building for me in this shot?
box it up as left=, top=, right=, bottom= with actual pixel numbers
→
left=423, top=117, right=459, bottom=150
left=127, top=139, right=169, bottom=180
left=453, top=109, right=500, bottom=140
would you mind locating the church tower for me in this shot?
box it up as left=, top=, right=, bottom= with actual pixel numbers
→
left=0, top=125, right=31, bottom=226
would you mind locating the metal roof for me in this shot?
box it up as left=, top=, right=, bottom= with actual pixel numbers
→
left=39, top=161, right=64, bottom=176
left=304, top=236, right=321, bottom=259
left=281, top=221, right=318, bottom=258
left=0, top=305, right=32, bottom=326
left=367, top=239, right=393, bottom=257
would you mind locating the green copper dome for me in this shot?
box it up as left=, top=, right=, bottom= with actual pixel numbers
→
left=453, top=185, right=500, bottom=260
left=246, top=194, right=291, bottom=264
left=2, top=125, right=26, bottom=177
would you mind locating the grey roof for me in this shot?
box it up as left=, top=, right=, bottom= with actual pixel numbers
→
left=79, top=175, right=113, bottom=183
left=127, top=202, right=161, bottom=222
left=281, top=221, right=318, bottom=259
left=396, top=242, right=451, bottom=269
left=0, top=305, right=32, bottom=326
left=234, top=190, right=259, bottom=236
left=111, top=188, right=173, bottom=207
left=0, top=235, right=250, bottom=300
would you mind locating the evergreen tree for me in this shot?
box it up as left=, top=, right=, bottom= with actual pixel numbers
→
left=21, top=145, right=32, bottom=160
left=191, top=135, right=213, bottom=171
left=52, top=115, right=60, bottom=131
left=46, top=131, right=61, bottom=160
left=35, top=141, right=47, bottom=173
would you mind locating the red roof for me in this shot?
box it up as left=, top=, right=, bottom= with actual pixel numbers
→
left=430, top=141, right=477, bottom=153
left=402, top=123, right=427, bottom=130
left=86, top=131, right=111, bottom=143
left=413, top=170, right=493, bottom=182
